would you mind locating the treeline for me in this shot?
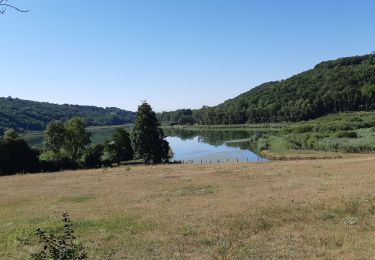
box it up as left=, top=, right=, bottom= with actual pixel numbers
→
left=160, top=54, right=375, bottom=125
left=157, top=109, right=196, bottom=125
left=0, top=97, right=136, bottom=133
left=0, top=102, right=170, bottom=176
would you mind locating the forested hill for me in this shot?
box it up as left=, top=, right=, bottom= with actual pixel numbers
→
left=159, top=54, right=375, bottom=125
left=0, top=97, right=136, bottom=133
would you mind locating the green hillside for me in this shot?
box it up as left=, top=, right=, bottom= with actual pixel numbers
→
left=0, top=97, right=136, bottom=133
left=160, top=54, right=375, bottom=125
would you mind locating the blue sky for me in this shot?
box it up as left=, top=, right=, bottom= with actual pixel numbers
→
left=1, top=0, right=375, bottom=111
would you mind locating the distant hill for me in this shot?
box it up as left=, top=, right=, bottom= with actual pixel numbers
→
left=0, top=97, right=136, bottom=133
left=160, top=54, right=375, bottom=125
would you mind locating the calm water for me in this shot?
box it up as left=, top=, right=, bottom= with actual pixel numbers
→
left=167, top=136, right=266, bottom=163
left=24, top=127, right=268, bottom=163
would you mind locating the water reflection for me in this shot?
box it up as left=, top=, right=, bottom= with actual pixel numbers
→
left=164, top=128, right=268, bottom=163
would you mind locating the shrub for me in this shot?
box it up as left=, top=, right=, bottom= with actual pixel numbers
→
left=39, top=151, right=79, bottom=172
left=31, top=213, right=87, bottom=260
left=256, top=138, right=268, bottom=152
left=84, top=144, right=104, bottom=168
left=0, top=130, right=40, bottom=175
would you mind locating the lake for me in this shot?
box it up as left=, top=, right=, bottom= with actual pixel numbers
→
left=167, top=136, right=266, bottom=163
left=24, top=127, right=268, bottom=163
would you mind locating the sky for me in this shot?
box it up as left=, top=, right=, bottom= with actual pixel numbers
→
left=1, top=0, right=375, bottom=112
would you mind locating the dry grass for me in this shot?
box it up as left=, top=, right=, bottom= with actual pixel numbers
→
left=1, top=157, right=375, bottom=259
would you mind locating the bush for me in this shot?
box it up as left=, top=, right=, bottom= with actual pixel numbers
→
left=39, top=151, right=79, bottom=172
left=84, top=144, right=104, bottom=168
left=256, top=138, right=268, bottom=152
left=31, top=213, right=87, bottom=260
left=0, top=130, right=40, bottom=175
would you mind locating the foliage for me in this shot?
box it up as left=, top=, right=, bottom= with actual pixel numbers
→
left=131, top=102, right=170, bottom=163
left=0, top=129, right=39, bottom=175
left=31, top=213, right=87, bottom=260
left=157, top=109, right=194, bottom=125
left=44, top=121, right=66, bottom=154
left=39, top=151, right=79, bottom=172
left=44, top=117, right=91, bottom=163
left=104, top=128, right=134, bottom=164
left=84, top=144, right=104, bottom=168
left=0, top=97, right=136, bottom=132
left=178, top=115, right=197, bottom=125
left=64, top=118, right=91, bottom=162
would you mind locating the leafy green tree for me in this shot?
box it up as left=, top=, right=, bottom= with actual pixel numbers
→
left=63, top=117, right=91, bottom=162
left=44, top=121, right=66, bottom=154
left=131, top=102, right=170, bottom=163
left=43, top=117, right=91, bottom=164
left=0, top=129, right=39, bottom=175
left=105, top=128, right=134, bottom=164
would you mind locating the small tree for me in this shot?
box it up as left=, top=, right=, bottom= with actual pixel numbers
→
left=44, top=121, right=66, bottom=155
left=63, top=117, right=91, bottom=162
left=104, top=128, right=134, bottom=164
left=131, top=102, right=170, bottom=163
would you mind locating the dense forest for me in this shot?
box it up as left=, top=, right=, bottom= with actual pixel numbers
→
left=0, top=97, right=136, bottom=133
left=159, top=54, right=375, bottom=125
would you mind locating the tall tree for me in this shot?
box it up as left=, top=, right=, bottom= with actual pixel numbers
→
left=131, top=102, right=170, bottom=163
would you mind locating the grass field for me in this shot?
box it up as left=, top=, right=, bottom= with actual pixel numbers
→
left=1, top=157, right=375, bottom=259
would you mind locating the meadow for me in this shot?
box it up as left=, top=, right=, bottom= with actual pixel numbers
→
left=1, top=156, right=375, bottom=259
